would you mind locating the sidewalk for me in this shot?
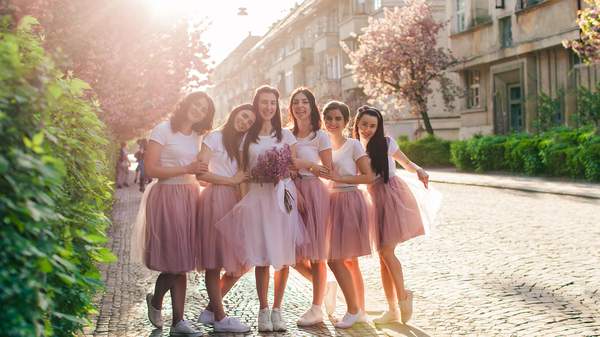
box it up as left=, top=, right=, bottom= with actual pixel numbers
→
left=398, top=168, right=600, bottom=199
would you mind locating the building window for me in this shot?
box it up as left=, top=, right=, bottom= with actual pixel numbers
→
left=500, top=17, right=512, bottom=48
left=373, top=0, right=382, bottom=10
left=355, top=0, right=367, bottom=14
left=456, top=0, right=466, bottom=32
left=326, top=54, right=341, bottom=80
left=285, top=70, right=293, bottom=94
left=466, top=70, right=481, bottom=109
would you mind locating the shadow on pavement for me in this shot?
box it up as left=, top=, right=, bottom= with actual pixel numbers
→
left=376, top=323, right=431, bottom=337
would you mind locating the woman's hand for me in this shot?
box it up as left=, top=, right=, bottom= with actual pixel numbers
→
left=309, top=164, right=329, bottom=177
left=231, top=170, right=250, bottom=185
left=416, top=168, right=429, bottom=189
left=186, top=160, right=208, bottom=175
left=320, top=169, right=340, bottom=182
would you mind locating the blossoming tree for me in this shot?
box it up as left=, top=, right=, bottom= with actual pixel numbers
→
left=344, top=0, right=459, bottom=135
left=563, top=0, right=600, bottom=64
left=11, top=0, right=211, bottom=139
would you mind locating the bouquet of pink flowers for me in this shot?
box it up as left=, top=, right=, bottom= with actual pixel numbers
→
left=251, top=144, right=293, bottom=183
left=251, top=144, right=295, bottom=213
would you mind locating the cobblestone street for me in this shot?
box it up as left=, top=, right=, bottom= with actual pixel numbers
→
left=88, top=180, right=600, bottom=337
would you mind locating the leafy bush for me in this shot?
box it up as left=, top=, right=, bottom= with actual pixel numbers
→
left=533, top=91, right=563, bottom=133
left=0, top=16, right=114, bottom=337
left=468, top=135, right=507, bottom=172
left=450, top=140, right=475, bottom=171
left=398, top=135, right=452, bottom=167
left=573, top=83, right=600, bottom=129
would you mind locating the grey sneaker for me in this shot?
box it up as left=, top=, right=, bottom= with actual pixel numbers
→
left=146, top=293, right=163, bottom=329
left=271, top=309, right=287, bottom=331
left=197, top=309, right=214, bottom=325
left=257, top=308, right=273, bottom=332
left=213, top=316, right=250, bottom=333
left=170, top=320, right=202, bottom=336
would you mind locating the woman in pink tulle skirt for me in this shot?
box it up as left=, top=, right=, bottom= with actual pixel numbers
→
left=287, top=87, right=333, bottom=326
left=193, top=104, right=258, bottom=333
left=354, top=105, right=434, bottom=325
left=319, top=101, right=375, bottom=329
left=131, top=92, right=213, bottom=335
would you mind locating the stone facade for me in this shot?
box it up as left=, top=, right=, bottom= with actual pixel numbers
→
left=208, top=0, right=459, bottom=140
left=447, top=0, right=600, bottom=139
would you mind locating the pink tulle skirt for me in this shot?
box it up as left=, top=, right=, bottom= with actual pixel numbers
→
left=197, top=184, right=245, bottom=273
left=215, top=179, right=306, bottom=273
left=328, top=188, right=372, bottom=260
left=132, top=177, right=202, bottom=274
left=294, top=177, right=331, bottom=261
left=367, top=176, right=425, bottom=250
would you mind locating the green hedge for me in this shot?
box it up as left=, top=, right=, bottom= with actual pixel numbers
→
left=0, top=16, right=115, bottom=337
left=449, top=128, right=600, bottom=181
left=398, top=135, right=452, bottom=167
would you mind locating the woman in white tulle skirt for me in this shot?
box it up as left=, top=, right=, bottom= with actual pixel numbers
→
left=354, top=105, right=442, bottom=325
left=214, top=85, right=306, bottom=332
left=130, top=92, right=214, bottom=335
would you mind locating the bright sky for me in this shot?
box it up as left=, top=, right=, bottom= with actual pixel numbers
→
left=146, top=0, right=300, bottom=65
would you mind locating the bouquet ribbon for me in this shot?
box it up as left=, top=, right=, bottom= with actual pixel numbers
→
left=275, top=178, right=295, bottom=214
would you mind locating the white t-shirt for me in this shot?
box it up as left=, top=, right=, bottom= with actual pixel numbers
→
left=331, top=138, right=367, bottom=189
left=293, top=129, right=332, bottom=176
left=149, top=121, right=200, bottom=168
left=202, top=130, right=238, bottom=178
left=247, top=129, right=297, bottom=170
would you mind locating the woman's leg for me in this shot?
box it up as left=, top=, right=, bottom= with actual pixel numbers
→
left=151, top=272, right=175, bottom=310
left=205, top=269, right=226, bottom=321
left=255, top=266, right=270, bottom=309
left=346, top=258, right=366, bottom=311
left=327, top=260, right=359, bottom=314
left=311, top=261, right=327, bottom=306
left=379, top=245, right=407, bottom=300
left=170, top=273, right=188, bottom=325
left=292, top=260, right=313, bottom=281
left=273, top=267, right=289, bottom=309
left=206, top=272, right=243, bottom=312
left=379, top=253, right=398, bottom=308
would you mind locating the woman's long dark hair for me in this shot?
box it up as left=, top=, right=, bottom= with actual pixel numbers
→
left=221, top=103, right=255, bottom=164
left=170, top=91, right=215, bottom=135
left=289, top=87, right=321, bottom=138
left=353, top=105, right=390, bottom=183
left=242, top=85, right=282, bottom=169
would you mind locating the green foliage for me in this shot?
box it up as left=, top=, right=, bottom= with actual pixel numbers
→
left=573, top=83, right=600, bottom=129
left=450, top=128, right=600, bottom=181
left=398, top=135, right=452, bottom=167
left=0, top=16, right=114, bottom=337
left=450, top=140, right=475, bottom=171
left=533, top=91, right=563, bottom=133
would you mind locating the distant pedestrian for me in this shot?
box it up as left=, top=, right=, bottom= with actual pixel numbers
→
left=116, top=142, right=130, bottom=188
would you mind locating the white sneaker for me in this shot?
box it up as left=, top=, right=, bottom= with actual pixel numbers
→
left=333, top=311, right=360, bottom=329
left=271, top=309, right=287, bottom=331
left=297, top=305, right=324, bottom=326
left=324, top=281, right=337, bottom=315
left=257, top=308, right=273, bottom=332
left=400, top=290, right=413, bottom=323
left=197, top=309, right=214, bottom=325
left=146, top=293, right=163, bottom=329
left=213, top=316, right=250, bottom=333
left=357, top=310, right=370, bottom=323
left=373, top=310, right=400, bottom=324
left=170, top=320, right=202, bottom=336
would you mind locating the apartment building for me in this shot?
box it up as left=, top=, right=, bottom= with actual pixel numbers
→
left=209, top=0, right=458, bottom=139
left=448, top=0, right=600, bottom=138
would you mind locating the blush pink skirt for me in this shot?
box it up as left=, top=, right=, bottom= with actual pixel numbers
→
left=131, top=175, right=202, bottom=274
left=294, top=176, right=331, bottom=261
left=197, top=184, right=246, bottom=274
left=328, top=187, right=372, bottom=260
left=367, top=176, right=425, bottom=250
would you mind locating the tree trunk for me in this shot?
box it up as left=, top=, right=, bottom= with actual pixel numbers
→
left=417, top=97, right=434, bottom=135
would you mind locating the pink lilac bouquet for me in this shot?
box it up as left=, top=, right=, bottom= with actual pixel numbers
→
left=251, top=144, right=293, bottom=183
left=251, top=144, right=295, bottom=213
